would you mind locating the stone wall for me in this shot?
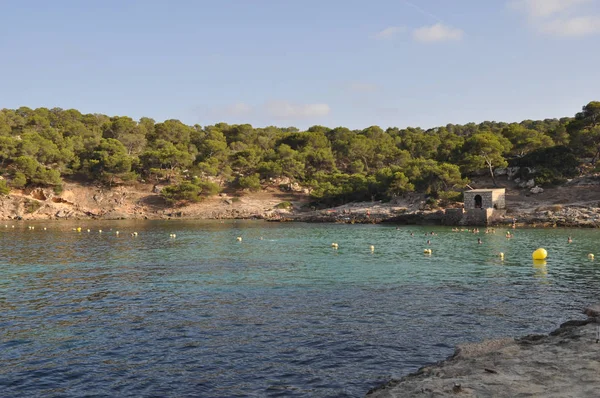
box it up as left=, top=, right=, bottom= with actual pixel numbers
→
left=444, top=208, right=464, bottom=225
left=461, top=208, right=490, bottom=225
left=444, top=208, right=507, bottom=226
left=492, top=190, right=506, bottom=209
left=464, top=191, right=494, bottom=210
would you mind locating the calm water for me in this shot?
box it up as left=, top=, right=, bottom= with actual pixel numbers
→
left=1, top=221, right=599, bottom=397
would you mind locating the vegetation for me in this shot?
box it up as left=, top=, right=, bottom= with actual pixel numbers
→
left=275, top=201, right=293, bottom=209
left=0, top=102, right=596, bottom=206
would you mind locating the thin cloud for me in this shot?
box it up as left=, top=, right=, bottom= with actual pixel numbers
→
left=509, top=0, right=600, bottom=37
left=540, top=15, right=600, bottom=36
left=372, top=26, right=406, bottom=40
left=509, top=0, right=592, bottom=18
left=412, top=23, right=464, bottom=42
left=264, top=101, right=331, bottom=119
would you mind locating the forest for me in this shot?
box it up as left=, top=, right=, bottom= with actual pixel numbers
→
left=0, top=102, right=598, bottom=206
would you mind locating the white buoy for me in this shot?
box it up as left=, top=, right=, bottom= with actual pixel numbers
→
left=331, top=243, right=338, bottom=249
left=370, top=245, right=375, bottom=252
left=237, top=237, right=242, bottom=242
left=87, top=229, right=91, bottom=233
left=99, top=230, right=102, bottom=233
left=43, top=227, right=47, bottom=231
left=115, top=231, right=119, bottom=235
left=589, top=253, right=595, bottom=260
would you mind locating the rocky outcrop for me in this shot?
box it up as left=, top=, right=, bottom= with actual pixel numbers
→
left=367, top=306, right=600, bottom=398
left=495, top=205, right=600, bottom=228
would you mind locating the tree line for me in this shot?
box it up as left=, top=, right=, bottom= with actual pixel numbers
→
left=0, top=102, right=598, bottom=205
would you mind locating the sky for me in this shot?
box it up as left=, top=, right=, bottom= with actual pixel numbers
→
left=1, top=0, right=600, bottom=130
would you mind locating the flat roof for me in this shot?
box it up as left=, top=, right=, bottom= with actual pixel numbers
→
left=464, top=188, right=505, bottom=193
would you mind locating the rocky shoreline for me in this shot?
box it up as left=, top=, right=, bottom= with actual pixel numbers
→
left=0, top=178, right=598, bottom=227
left=366, top=305, right=600, bottom=397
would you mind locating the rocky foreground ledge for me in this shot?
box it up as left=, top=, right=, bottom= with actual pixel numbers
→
left=367, top=305, right=600, bottom=397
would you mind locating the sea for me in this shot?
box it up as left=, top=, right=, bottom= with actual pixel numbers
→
left=1, top=220, right=599, bottom=397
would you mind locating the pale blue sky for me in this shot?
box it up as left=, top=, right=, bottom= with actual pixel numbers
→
left=1, top=0, right=599, bottom=129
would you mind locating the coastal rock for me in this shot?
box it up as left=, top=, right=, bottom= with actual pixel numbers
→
left=507, top=167, right=520, bottom=180
left=584, top=304, right=600, bottom=318
left=494, top=168, right=507, bottom=176
left=530, top=186, right=544, bottom=194
left=367, top=317, right=600, bottom=398
left=519, top=179, right=535, bottom=188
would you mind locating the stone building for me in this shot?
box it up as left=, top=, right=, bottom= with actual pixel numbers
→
left=463, top=189, right=505, bottom=210
left=445, top=188, right=506, bottom=226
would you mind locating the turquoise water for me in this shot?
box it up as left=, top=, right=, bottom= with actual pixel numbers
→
left=1, top=221, right=599, bottom=397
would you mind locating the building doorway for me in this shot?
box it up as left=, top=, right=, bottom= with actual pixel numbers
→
left=474, top=195, right=482, bottom=209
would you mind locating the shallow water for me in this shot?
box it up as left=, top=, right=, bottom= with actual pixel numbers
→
left=1, top=221, right=599, bottom=397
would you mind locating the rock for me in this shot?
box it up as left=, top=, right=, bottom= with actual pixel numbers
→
left=494, top=168, right=508, bottom=176
left=31, top=188, right=51, bottom=201
left=152, top=185, right=163, bottom=194
left=530, top=186, right=544, bottom=194
left=584, top=304, right=600, bottom=317
left=55, top=210, right=68, bottom=218
left=525, top=179, right=535, bottom=188
left=507, top=167, right=520, bottom=180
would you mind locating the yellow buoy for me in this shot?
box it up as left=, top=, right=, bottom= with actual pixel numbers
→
left=423, top=249, right=432, bottom=254
left=76, top=227, right=82, bottom=232
left=532, top=248, right=547, bottom=260
left=589, top=253, right=595, bottom=260
left=499, top=252, right=504, bottom=260
left=331, top=243, right=338, bottom=249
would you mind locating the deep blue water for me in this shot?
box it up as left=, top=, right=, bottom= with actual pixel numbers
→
left=1, top=221, right=599, bottom=397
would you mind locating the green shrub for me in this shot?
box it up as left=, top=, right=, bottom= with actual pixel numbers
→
left=161, top=178, right=222, bottom=204
left=162, top=182, right=202, bottom=204
left=238, top=174, right=261, bottom=191
left=10, top=172, right=27, bottom=188
left=191, top=177, right=221, bottom=196
left=275, top=201, right=292, bottom=209
left=533, top=167, right=567, bottom=187
left=437, top=190, right=463, bottom=204
left=0, top=180, right=10, bottom=195
left=425, top=197, right=438, bottom=208
left=24, top=198, right=41, bottom=213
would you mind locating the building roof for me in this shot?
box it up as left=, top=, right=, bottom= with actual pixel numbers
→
left=464, top=188, right=506, bottom=193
